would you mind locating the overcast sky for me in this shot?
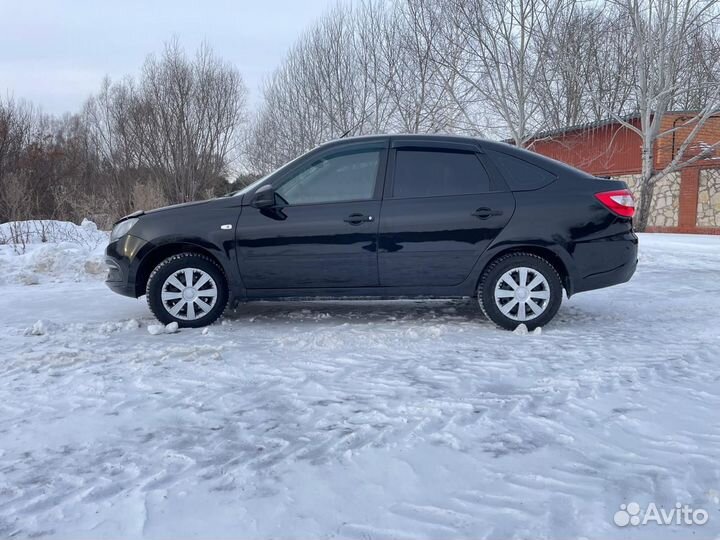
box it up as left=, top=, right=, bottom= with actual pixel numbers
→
left=0, top=0, right=336, bottom=115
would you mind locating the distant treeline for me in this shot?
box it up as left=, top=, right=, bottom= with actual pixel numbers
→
left=0, top=40, right=249, bottom=228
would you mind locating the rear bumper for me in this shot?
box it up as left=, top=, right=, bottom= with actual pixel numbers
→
left=572, top=231, right=638, bottom=294
left=574, top=256, right=637, bottom=293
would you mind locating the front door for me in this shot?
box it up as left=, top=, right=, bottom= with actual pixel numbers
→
left=236, top=143, right=387, bottom=290
left=378, top=141, right=515, bottom=287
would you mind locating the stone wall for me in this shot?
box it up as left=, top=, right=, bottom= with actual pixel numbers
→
left=616, top=172, right=681, bottom=227
left=697, top=168, right=720, bottom=227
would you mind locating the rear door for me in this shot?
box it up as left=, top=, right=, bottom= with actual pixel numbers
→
left=378, top=139, right=515, bottom=287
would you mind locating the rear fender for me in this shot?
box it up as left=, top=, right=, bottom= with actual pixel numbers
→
left=469, top=240, right=578, bottom=297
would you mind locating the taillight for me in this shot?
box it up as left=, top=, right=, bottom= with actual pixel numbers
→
left=594, top=189, right=635, bottom=218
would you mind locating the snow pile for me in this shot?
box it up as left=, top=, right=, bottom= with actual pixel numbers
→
left=23, top=319, right=60, bottom=336
left=0, top=219, right=107, bottom=248
left=0, top=220, right=109, bottom=285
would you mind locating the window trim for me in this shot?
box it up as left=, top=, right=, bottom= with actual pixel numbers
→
left=385, top=147, right=508, bottom=200
left=391, top=138, right=483, bottom=153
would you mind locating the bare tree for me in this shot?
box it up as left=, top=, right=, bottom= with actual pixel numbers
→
left=2, top=43, right=247, bottom=227
left=534, top=7, right=636, bottom=131
left=132, top=180, right=168, bottom=212
left=0, top=98, right=37, bottom=222
left=246, top=0, right=473, bottom=173
left=139, top=40, right=248, bottom=203
left=246, top=2, right=392, bottom=172
left=0, top=172, right=37, bottom=251
left=85, top=41, right=248, bottom=209
left=425, top=0, right=573, bottom=146
left=299, top=2, right=395, bottom=137
left=671, top=25, right=720, bottom=110
left=0, top=98, right=36, bottom=173
left=84, top=77, right=143, bottom=216
left=385, top=0, right=465, bottom=133
left=580, top=0, right=720, bottom=231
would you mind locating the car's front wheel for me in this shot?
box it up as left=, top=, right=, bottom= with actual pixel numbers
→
left=478, top=252, right=563, bottom=331
left=146, top=253, right=228, bottom=327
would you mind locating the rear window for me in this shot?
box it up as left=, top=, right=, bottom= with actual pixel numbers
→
left=393, top=149, right=492, bottom=198
left=487, top=150, right=556, bottom=191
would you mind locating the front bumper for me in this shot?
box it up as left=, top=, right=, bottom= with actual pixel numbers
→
left=105, top=234, right=149, bottom=298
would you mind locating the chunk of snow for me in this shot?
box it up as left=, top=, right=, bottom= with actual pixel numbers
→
left=146, top=322, right=180, bottom=335
left=80, top=218, right=98, bottom=232
left=533, top=326, right=542, bottom=335
left=98, top=322, right=116, bottom=334
left=165, top=322, right=179, bottom=334
left=513, top=323, right=529, bottom=335
left=125, top=319, right=140, bottom=330
left=24, top=319, right=58, bottom=336
left=97, top=320, right=142, bottom=334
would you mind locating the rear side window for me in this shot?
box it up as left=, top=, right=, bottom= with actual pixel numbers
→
left=392, top=149, right=492, bottom=198
left=487, top=150, right=557, bottom=191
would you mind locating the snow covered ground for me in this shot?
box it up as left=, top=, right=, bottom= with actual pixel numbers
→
left=1, top=227, right=719, bottom=539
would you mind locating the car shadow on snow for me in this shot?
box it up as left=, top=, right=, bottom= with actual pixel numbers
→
left=224, top=298, right=487, bottom=326
left=219, top=295, right=624, bottom=333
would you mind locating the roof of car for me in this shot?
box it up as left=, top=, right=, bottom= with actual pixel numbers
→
left=318, top=133, right=521, bottom=153
left=316, top=133, right=589, bottom=177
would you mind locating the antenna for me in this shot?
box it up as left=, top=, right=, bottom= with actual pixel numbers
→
left=339, top=108, right=375, bottom=138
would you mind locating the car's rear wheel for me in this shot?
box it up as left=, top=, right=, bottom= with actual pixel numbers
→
left=146, top=253, right=228, bottom=327
left=478, top=253, right=563, bottom=330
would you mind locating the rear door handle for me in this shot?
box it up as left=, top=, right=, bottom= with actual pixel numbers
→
left=344, top=213, right=374, bottom=225
left=472, top=207, right=503, bottom=219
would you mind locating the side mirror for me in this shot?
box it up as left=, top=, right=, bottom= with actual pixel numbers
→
left=251, top=185, right=276, bottom=208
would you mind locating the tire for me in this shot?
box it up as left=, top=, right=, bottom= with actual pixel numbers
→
left=146, top=253, right=229, bottom=328
left=477, top=252, right=563, bottom=331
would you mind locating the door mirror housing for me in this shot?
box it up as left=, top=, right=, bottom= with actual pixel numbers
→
left=251, top=185, right=276, bottom=208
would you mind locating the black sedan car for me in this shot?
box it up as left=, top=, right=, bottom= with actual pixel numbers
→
left=105, top=135, right=638, bottom=330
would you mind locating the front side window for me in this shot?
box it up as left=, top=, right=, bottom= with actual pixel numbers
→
left=275, top=149, right=381, bottom=205
left=392, top=149, right=492, bottom=198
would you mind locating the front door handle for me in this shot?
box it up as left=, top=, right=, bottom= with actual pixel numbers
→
left=344, top=213, right=374, bottom=225
left=472, top=207, right=503, bottom=219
